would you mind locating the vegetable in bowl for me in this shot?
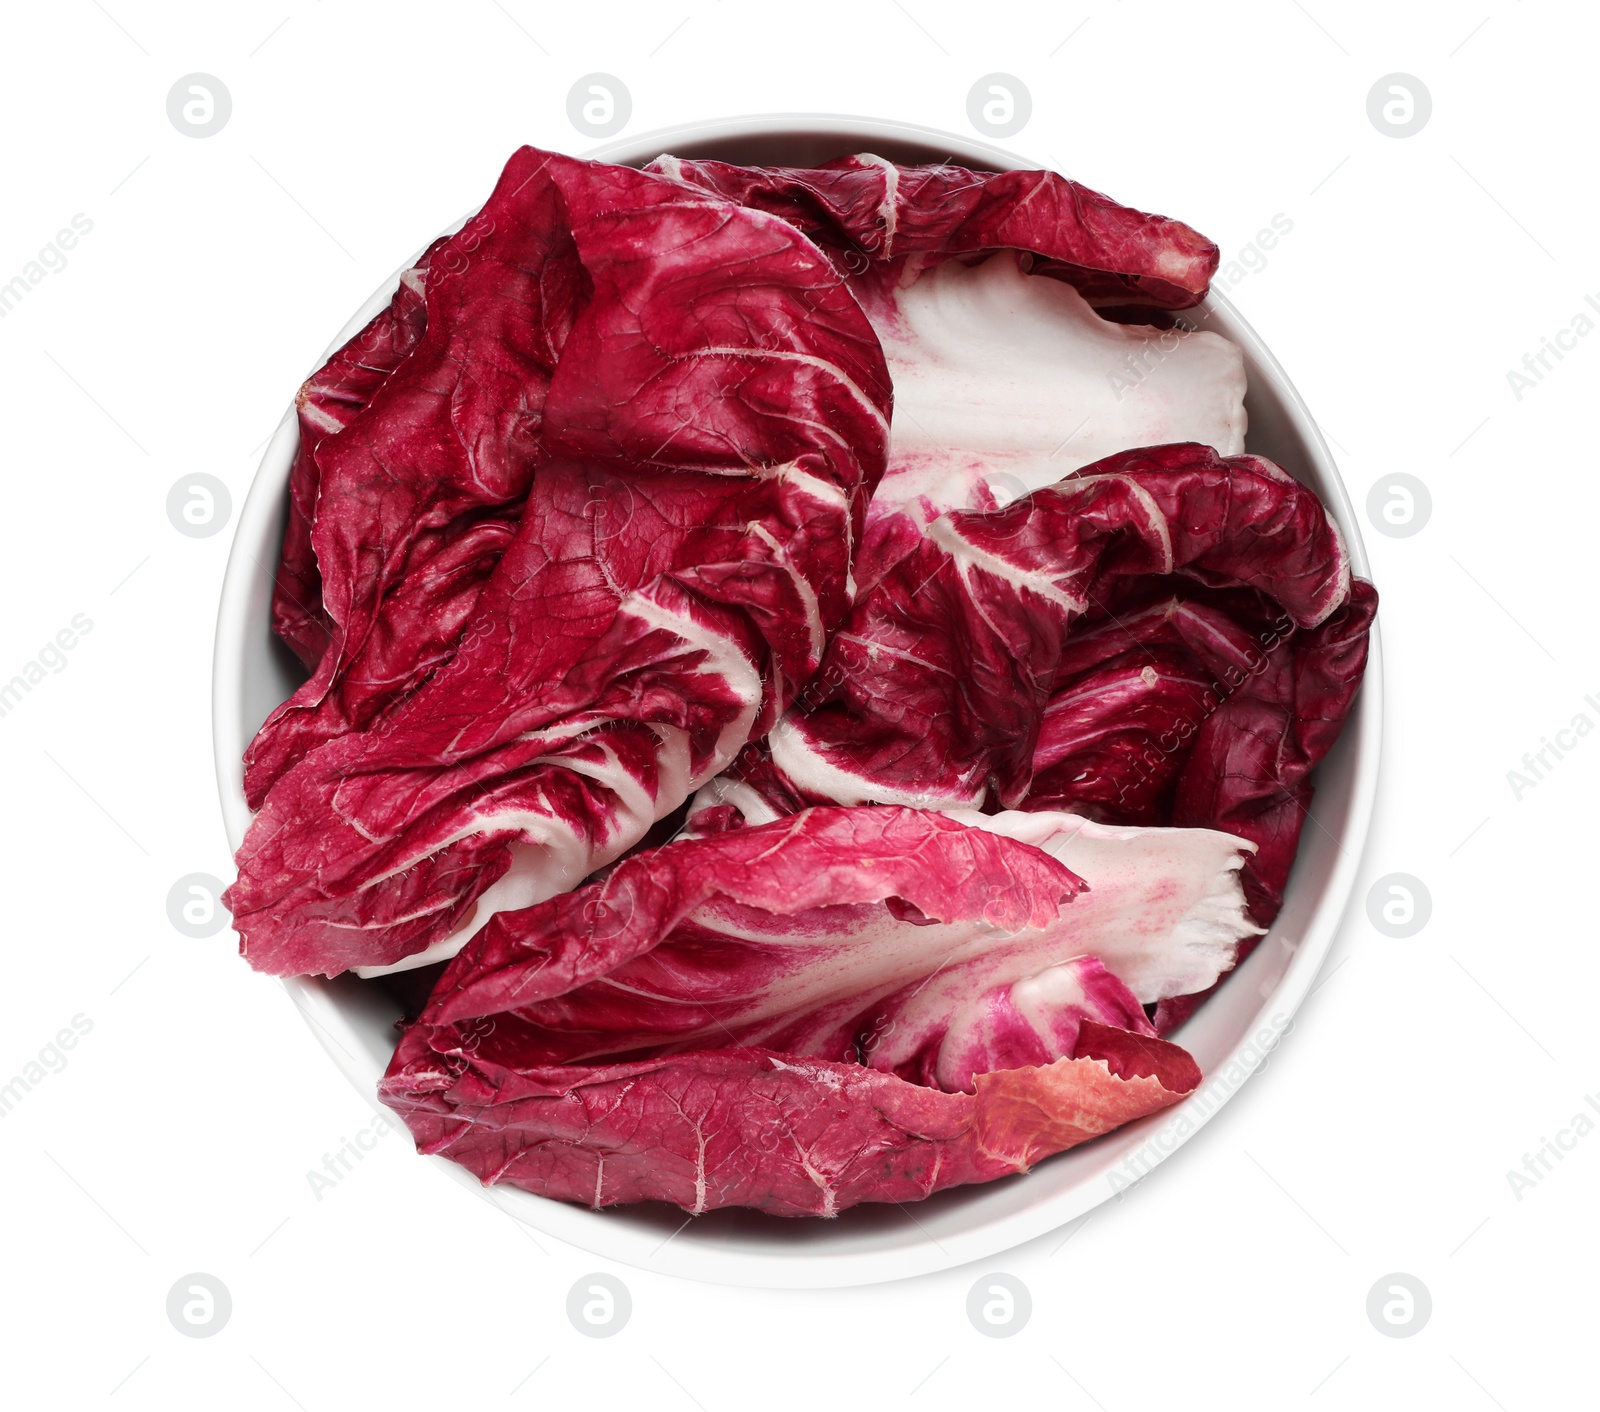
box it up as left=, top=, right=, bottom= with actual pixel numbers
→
left=223, top=143, right=1374, bottom=1217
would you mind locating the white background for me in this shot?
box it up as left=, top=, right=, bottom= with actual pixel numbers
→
left=1, top=1, right=1594, bottom=1406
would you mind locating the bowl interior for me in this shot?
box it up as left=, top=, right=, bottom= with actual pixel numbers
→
left=214, top=116, right=1379, bottom=1288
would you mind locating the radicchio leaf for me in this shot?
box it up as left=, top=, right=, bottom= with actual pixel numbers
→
left=271, top=239, right=444, bottom=673
left=651, top=154, right=1245, bottom=531
left=647, top=153, right=1221, bottom=310
left=763, top=442, right=1353, bottom=813
left=227, top=148, right=891, bottom=978
left=379, top=806, right=1201, bottom=1216
left=379, top=1028, right=1198, bottom=1218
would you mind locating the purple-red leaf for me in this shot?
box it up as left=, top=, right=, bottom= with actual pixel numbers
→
left=379, top=1028, right=1197, bottom=1218
left=228, top=148, right=891, bottom=977
left=764, top=443, right=1353, bottom=813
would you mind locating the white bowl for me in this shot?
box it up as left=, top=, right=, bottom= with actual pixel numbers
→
left=213, top=114, right=1382, bottom=1289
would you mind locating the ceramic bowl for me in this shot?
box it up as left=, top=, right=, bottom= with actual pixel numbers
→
left=212, top=114, right=1381, bottom=1288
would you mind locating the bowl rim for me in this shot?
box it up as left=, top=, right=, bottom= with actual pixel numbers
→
left=212, top=112, right=1382, bottom=1288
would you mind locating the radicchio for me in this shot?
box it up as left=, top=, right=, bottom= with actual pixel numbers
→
left=1026, top=576, right=1379, bottom=926
left=227, top=147, right=891, bottom=978
left=761, top=442, right=1353, bottom=812
left=233, top=143, right=1377, bottom=1219
left=380, top=807, right=1201, bottom=1215
left=381, top=1028, right=1197, bottom=1218
left=651, top=152, right=1245, bottom=526
left=647, top=153, right=1221, bottom=310
left=270, top=238, right=444, bottom=675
